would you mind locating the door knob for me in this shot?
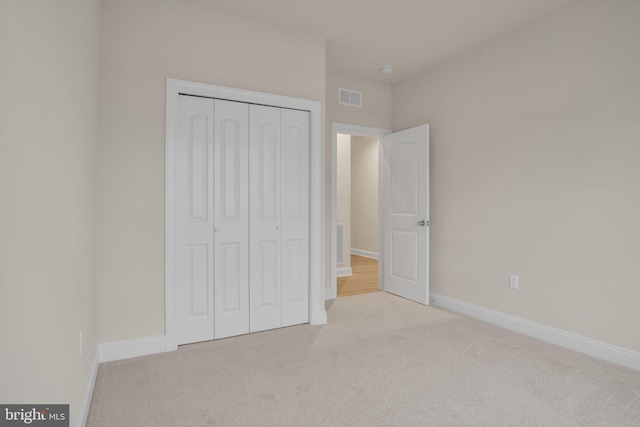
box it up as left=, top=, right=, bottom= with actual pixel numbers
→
left=276, top=225, right=280, bottom=231
left=215, top=227, right=220, bottom=233
left=418, top=220, right=426, bottom=226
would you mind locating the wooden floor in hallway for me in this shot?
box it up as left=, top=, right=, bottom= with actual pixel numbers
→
left=337, top=254, right=379, bottom=297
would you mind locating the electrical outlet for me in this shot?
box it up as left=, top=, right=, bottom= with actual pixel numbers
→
left=79, top=330, right=84, bottom=355
left=509, top=274, right=519, bottom=290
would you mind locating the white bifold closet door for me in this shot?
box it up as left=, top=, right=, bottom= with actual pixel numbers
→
left=175, top=95, right=309, bottom=345
left=176, top=95, right=215, bottom=345
left=278, top=108, right=310, bottom=327
left=248, top=105, right=281, bottom=332
left=214, top=100, right=250, bottom=339
left=249, top=105, right=310, bottom=332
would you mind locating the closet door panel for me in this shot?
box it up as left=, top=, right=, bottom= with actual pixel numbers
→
left=176, top=95, right=215, bottom=345
left=249, top=105, right=282, bottom=332
left=281, top=109, right=310, bottom=327
left=214, top=100, right=250, bottom=339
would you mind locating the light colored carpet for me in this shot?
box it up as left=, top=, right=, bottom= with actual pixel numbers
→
left=87, top=292, right=640, bottom=426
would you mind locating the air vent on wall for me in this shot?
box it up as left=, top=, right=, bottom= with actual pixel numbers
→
left=338, top=88, right=362, bottom=107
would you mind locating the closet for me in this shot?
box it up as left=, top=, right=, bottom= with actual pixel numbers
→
left=175, top=95, right=309, bottom=345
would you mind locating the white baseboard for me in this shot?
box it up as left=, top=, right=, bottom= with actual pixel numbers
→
left=430, top=293, right=640, bottom=372
left=351, top=248, right=378, bottom=259
left=310, top=308, right=328, bottom=326
left=77, top=349, right=99, bottom=427
left=336, top=267, right=352, bottom=277
left=98, top=335, right=166, bottom=363
left=325, top=287, right=337, bottom=300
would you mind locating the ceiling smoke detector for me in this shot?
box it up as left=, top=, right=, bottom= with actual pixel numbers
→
left=380, top=65, right=394, bottom=74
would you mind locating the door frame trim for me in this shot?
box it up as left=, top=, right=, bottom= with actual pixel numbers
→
left=329, top=123, right=391, bottom=300
left=165, top=78, right=326, bottom=351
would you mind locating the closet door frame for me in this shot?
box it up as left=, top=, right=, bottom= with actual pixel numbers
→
left=165, top=78, right=326, bottom=352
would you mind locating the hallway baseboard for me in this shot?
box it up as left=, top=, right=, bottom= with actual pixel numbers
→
left=351, top=248, right=378, bottom=259
left=336, top=267, right=352, bottom=277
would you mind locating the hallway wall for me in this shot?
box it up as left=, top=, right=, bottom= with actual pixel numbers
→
left=351, top=137, right=379, bottom=255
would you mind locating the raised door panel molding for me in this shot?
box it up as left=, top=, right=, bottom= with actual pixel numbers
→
left=188, top=115, right=209, bottom=222
left=284, top=125, right=304, bottom=221
left=390, top=142, right=419, bottom=215
left=258, top=121, right=278, bottom=221
left=220, top=118, right=242, bottom=222
left=188, top=244, right=210, bottom=317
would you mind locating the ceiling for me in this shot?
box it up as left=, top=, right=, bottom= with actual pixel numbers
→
left=180, top=0, right=575, bottom=84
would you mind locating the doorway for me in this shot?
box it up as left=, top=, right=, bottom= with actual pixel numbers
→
left=329, top=123, right=391, bottom=300
left=329, top=122, right=431, bottom=305
left=336, top=134, right=381, bottom=297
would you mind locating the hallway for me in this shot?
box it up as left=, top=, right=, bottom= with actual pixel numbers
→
left=337, top=254, right=379, bottom=297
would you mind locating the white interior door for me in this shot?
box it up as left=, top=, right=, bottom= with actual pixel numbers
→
left=175, top=95, right=215, bottom=345
left=281, top=108, right=310, bottom=327
left=383, top=125, right=429, bottom=304
left=249, top=105, right=282, bottom=332
left=214, top=100, right=250, bottom=339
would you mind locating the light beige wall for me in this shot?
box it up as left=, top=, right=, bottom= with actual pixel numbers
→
left=336, top=134, right=352, bottom=267
left=0, top=0, right=100, bottom=424
left=98, top=0, right=326, bottom=343
left=325, top=74, right=391, bottom=281
left=393, top=0, right=640, bottom=352
left=351, top=137, right=379, bottom=254
left=326, top=73, right=392, bottom=131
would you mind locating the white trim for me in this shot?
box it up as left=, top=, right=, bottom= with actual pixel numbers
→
left=325, top=287, right=335, bottom=300
left=165, top=80, right=178, bottom=352
left=166, top=78, right=326, bottom=348
left=336, top=267, right=353, bottom=277
left=376, top=143, right=384, bottom=291
left=310, top=308, right=327, bottom=325
left=330, top=123, right=391, bottom=300
left=98, top=336, right=166, bottom=363
left=430, top=293, right=640, bottom=372
left=351, top=248, right=378, bottom=260
left=77, top=349, right=99, bottom=427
